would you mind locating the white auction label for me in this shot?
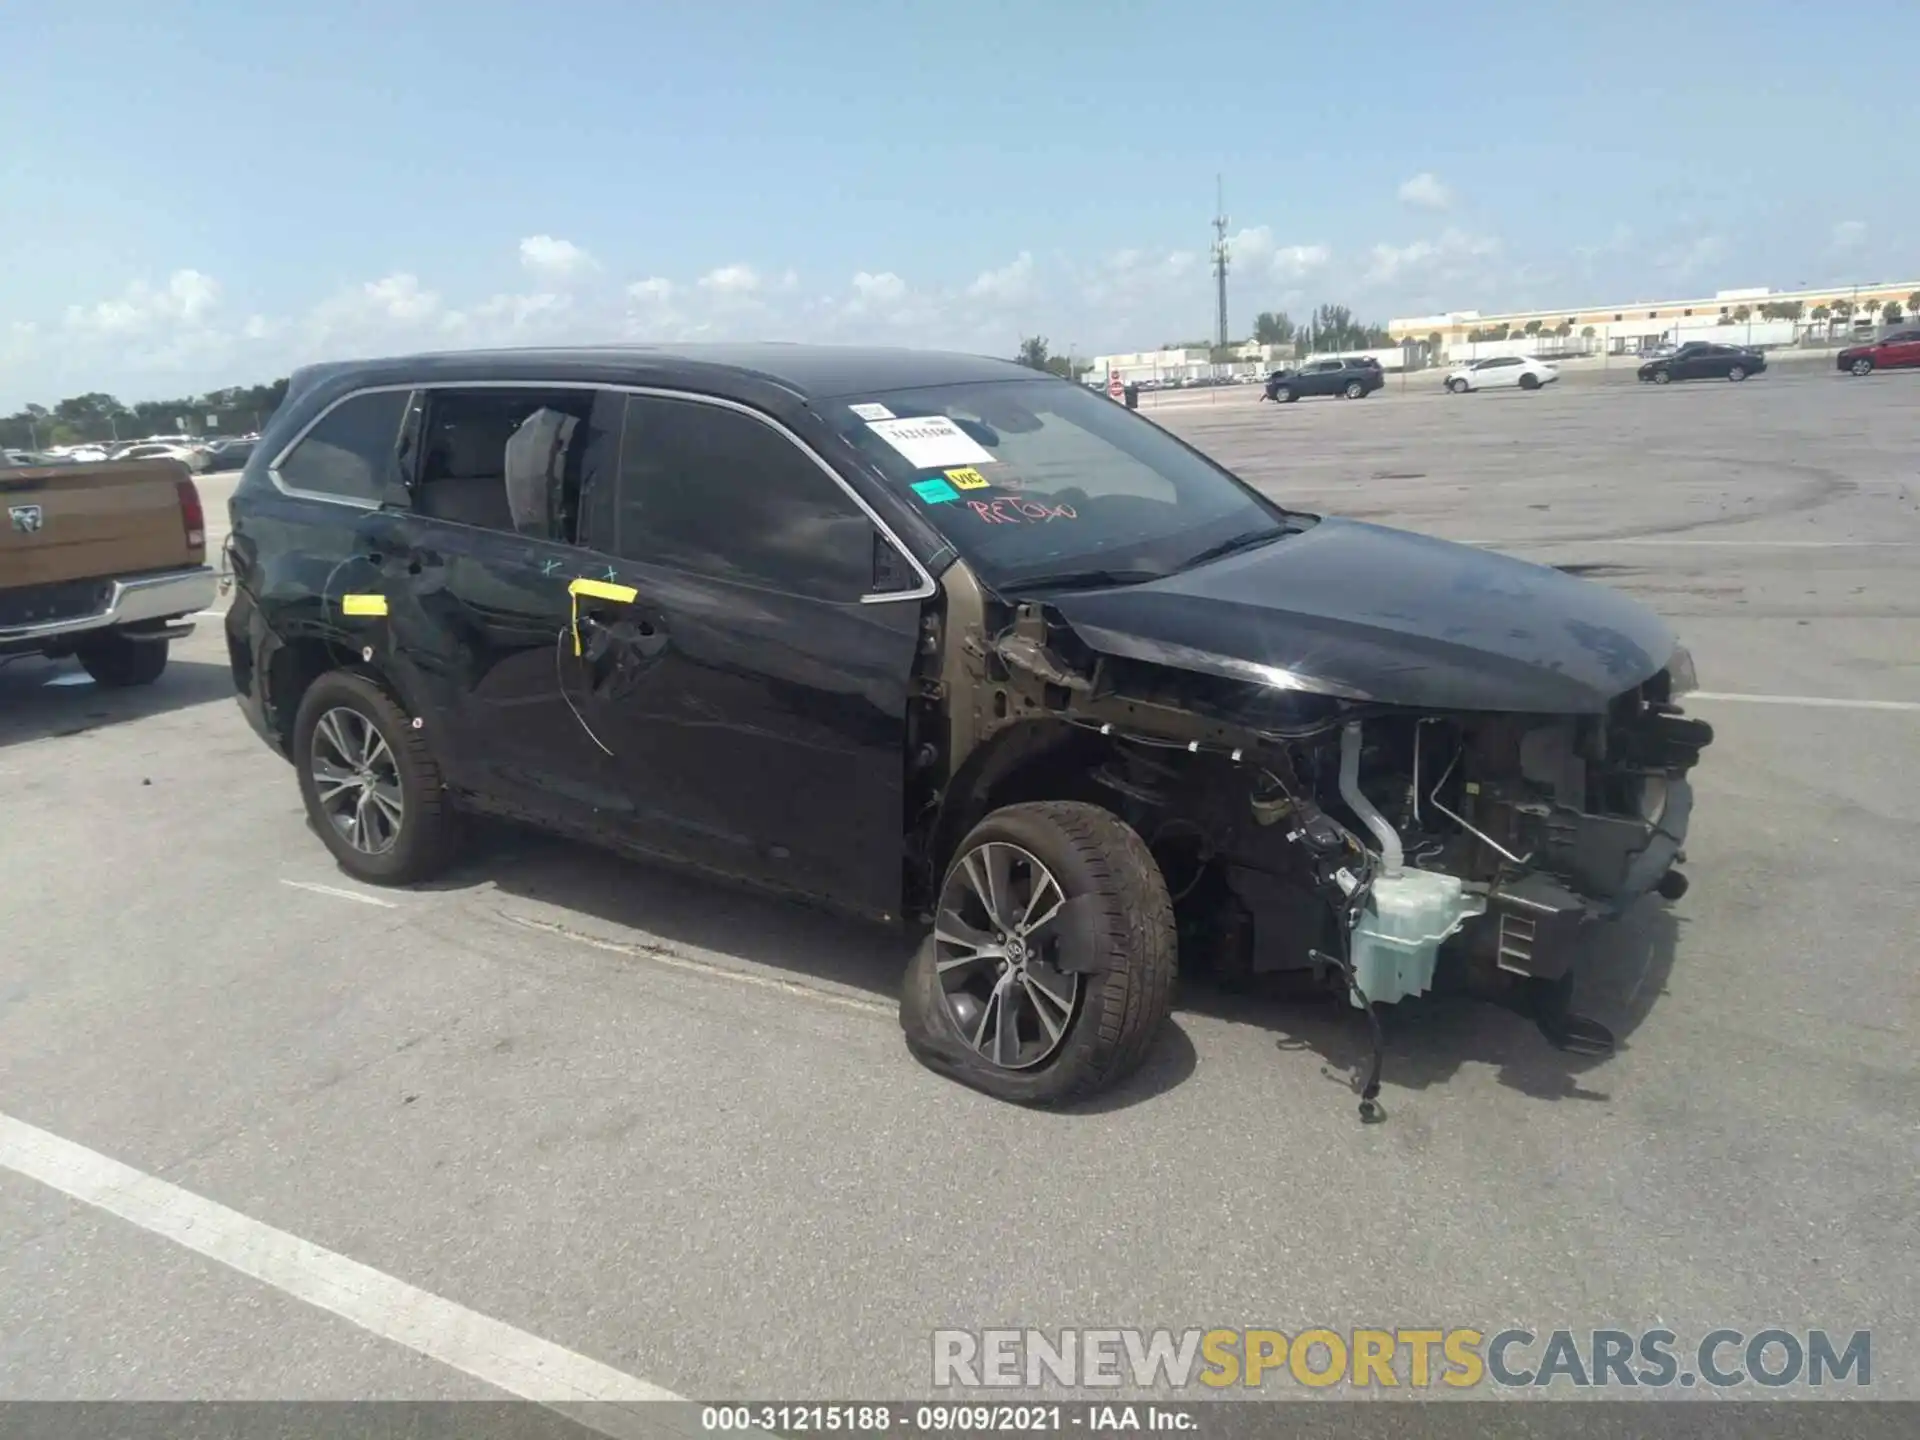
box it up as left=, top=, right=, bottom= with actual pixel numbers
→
left=847, top=402, right=895, bottom=421
left=865, top=415, right=997, bottom=469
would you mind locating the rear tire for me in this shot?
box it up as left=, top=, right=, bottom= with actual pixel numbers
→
left=1519, top=373, right=1541, bottom=391
left=900, top=801, right=1177, bottom=1107
left=1851, top=357, right=1874, bottom=376
left=292, top=669, right=461, bottom=886
left=1343, top=380, right=1365, bottom=399
left=77, top=633, right=169, bottom=687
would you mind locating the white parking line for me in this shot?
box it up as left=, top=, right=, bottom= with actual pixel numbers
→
left=1689, top=691, right=1920, bottom=713
left=279, top=879, right=398, bottom=908
left=0, top=1112, right=683, bottom=1423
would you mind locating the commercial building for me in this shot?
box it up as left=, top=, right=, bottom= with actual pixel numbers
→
left=1389, top=280, right=1920, bottom=362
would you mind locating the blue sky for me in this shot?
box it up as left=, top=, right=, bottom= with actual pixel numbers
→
left=4, top=0, right=1915, bottom=407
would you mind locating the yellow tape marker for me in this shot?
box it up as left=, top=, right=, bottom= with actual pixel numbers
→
left=341, top=593, right=388, bottom=617
left=567, top=577, right=639, bottom=655
left=945, top=467, right=990, bottom=490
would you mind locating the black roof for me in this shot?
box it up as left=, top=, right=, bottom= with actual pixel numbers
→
left=288, top=343, right=1048, bottom=406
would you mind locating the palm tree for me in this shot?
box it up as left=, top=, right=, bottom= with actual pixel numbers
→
left=1732, top=305, right=1751, bottom=323
left=1909, top=291, right=1920, bottom=316
left=1810, top=304, right=1831, bottom=340
left=1886, top=302, right=1907, bottom=325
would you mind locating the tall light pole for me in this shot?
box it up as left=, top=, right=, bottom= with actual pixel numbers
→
left=1211, top=175, right=1230, bottom=354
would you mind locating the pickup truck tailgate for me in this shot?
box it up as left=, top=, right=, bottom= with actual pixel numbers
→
left=1, top=460, right=200, bottom=591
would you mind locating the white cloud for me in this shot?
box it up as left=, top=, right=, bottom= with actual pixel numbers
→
left=1225, top=227, right=1332, bottom=283
left=302, top=273, right=443, bottom=349
left=1398, top=173, right=1453, bottom=210
left=65, top=269, right=221, bottom=334
left=518, top=235, right=596, bottom=280
left=967, top=252, right=1035, bottom=304
left=1363, top=229, right=1499, bottom=286
left=851, top=271, right=907, bottom=305
left=1659, top=234, right=1727, bottom=281
left=627, top=277, right=675, bottom=305
left=1829, top=220, right=1867, bottom=253
left=698, top=263, right=761, bottom=297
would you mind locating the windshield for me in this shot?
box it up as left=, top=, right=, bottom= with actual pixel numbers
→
left=829, top=378, right=1292, bottom=589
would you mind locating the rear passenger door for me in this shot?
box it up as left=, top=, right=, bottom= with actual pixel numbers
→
left=368, top=384, right=633, bottom=820
left=591, top=391, right=927, bottom=917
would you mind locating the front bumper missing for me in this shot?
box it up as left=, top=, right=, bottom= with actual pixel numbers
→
left=1467, top=778, right=1694, bottom=984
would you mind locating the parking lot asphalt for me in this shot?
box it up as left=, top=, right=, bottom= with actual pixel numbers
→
left=2, top=364, right=1916, bottom=1404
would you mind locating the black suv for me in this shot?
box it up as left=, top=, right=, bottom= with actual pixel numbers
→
left=226, top=345, right=1709, bottom=1109
left=1636, top=342, right=1766, bottom=384
left=1264, top=357, right=1384, bottom=402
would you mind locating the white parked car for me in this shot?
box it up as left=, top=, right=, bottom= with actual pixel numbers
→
left=1445, top=356, right=1559, bottom=393
left=113, top=441, right=209, bottom=472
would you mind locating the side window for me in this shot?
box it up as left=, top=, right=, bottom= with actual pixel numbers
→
left=275, top=390, right=409, bottom=503
left=613, top=394, right=876, bottom=602
left=412, top=388, right=597, bottom=540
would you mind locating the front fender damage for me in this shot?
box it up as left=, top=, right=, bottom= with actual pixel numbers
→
left=910, top=591, right=1713, bottom=1118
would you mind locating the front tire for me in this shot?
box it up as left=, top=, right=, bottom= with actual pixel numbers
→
left=900, top=801, right=1176, bottom=1107
left=77, top=633, right=169, bottom=687
left=1447, top=378, right=1470, bottom=394
left=1653, top=370, right=1673, bottom=385
left=1851, top=357, right=1874, bottom=376
left=1727, top=365, right=1747, bottom=382
left=292, top=669, right=460, bottom=885
left=1272, top=385, right=1295, bottom=403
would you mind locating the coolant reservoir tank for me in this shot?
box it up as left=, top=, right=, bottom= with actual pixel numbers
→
left=1348, top=869, right=1487, bottom=1008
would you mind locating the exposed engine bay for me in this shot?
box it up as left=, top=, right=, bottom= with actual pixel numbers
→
left=910, top=588, right=1713, bottom=1118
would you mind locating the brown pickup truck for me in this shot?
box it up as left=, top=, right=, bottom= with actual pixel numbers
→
left=1, top=457, right=217, bottom=686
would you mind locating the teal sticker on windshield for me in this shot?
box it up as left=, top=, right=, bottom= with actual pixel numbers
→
left=911, top=477, right=960, bottom=504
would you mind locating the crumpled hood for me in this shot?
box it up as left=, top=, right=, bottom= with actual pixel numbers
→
left=1043, top=517, right=1678, bottom=714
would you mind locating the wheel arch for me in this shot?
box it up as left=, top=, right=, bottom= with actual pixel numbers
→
left=920, top=718, right=1114, bottom=917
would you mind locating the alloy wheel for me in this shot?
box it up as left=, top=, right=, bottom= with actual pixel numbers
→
left=309, top=706, right=405, bottom=855
left=933, top=842, right=1081, bottom=1070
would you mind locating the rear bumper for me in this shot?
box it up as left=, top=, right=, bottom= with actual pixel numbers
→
left=0, top=566, right=216, bottom=651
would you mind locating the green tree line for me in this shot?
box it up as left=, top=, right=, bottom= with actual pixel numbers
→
left=2, top=379, right=289, bottom=452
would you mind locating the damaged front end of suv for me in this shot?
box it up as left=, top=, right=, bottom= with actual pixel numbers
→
left=897, top=515, right=1711, bottom=1117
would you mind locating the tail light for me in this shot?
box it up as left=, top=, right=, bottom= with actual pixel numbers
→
left=176, top=477, right=206, bottom=550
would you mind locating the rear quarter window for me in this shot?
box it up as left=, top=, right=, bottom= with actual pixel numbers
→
left=274, top=390, right=410, bottom=503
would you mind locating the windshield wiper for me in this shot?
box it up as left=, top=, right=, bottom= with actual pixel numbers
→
left=1003, top=567, right=1165, bottom=595
left=1178, top=526, right=1288, bottom=571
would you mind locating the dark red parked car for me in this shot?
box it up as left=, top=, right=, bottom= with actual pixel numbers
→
left=1837, top=329, right=1920, bottom=375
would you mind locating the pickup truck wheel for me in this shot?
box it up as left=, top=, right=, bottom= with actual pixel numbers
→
left=293, top=670, right=459, bottom=885
left=76, top=633, right=169, bottom=688
left=899, top=801, right=1176, bottom=1107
